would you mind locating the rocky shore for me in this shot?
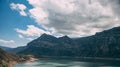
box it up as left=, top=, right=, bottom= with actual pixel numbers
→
left=10, top=55, right=38, bottom=67
left=0, top=48, right=37, bottom=67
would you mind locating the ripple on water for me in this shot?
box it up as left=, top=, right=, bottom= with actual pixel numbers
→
left=13, top=59, right=120, bottom=67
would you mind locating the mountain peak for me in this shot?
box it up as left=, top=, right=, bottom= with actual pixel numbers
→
left=62, top=35, right=69, bottom=38
left=58, top=35, right=73, bottom=44
left=40, top=33, right=50, bottom=37
left=34, top=33, right=58, bottom=43
left=19, top=26, right=120, bottom=58
left=59, top=35, right=70, bottom=39
left=39, top=33, right=56, bottom=39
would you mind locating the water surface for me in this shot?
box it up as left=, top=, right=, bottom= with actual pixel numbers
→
left=13, top=59, right=120, bottom=67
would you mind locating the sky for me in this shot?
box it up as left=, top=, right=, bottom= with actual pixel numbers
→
left=0, top=0, right=120, bottom=48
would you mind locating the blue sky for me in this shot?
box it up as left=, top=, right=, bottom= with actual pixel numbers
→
left=0, top=0, right=120, bottom=48
left=0, top=0, right=41, bottom=47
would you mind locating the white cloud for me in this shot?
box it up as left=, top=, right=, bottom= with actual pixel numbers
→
left=18, top=34, right=24, bottom=38
left=18, top=34, right=34, bottom=41
left=0, top=39, right=15, bottom=44
left=10, top=3, right=27, bottom=16
left=26, top=38, right=34, bottom=41
left=28, top=0, right=76, bottom=25
left=29, top=7, right=49, bottom=24
left=28, top=0, right=76, bottom=14
left=11, top=0, right=120, bottom=37
left=16, top=25, right=51, bottom=37
left=26, top=0, right=120, bottom=37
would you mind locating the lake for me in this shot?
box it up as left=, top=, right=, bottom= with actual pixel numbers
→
left=13, top=59, right=120, bottom=67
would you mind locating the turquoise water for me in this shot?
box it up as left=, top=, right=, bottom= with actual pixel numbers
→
left=13, top=59, right=120, bottom=67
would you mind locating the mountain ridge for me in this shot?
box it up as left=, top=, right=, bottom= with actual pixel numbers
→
left=10, top=26, right=120, bottom=58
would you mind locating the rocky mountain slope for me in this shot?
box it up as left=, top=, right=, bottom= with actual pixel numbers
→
left=18, top=26, right=120, bottom=58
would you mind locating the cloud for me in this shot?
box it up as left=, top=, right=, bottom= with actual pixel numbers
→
left=27, top=0, right=120, bottom=37
left=0, top=39, right=15, bottom=44
left=98, top=0, right=120, bottom=18
left=18, top=33, right=34, bottom=41
left=29, top=7, right=49, bottom=24
left=16, top=25, right=51, bottom=37
left=11, top=0, right=120, bottom=37
left=108, top=0, right=120, bottom=18
left=18, top=34, right=24, bottom=38
left=10, top=3, right=27, bottom=16
left=26, top=38, right=34, bottom=41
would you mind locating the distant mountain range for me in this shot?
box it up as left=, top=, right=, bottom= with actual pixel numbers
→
left=1, top=26, right=120, bottom=58
left=0, top=46, right=26, bottom=54
left=17, top=26, right=120, bottom=58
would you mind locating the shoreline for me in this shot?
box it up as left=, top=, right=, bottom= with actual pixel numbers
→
left=38, top=56, right=120, bottom=61
left=38, top=56, right=120, bottom=59
left=8, top=61, right=18, bottom=67
left=9, top=57, right=38, bottom=67
left=10, top=57, right=120, bottom=67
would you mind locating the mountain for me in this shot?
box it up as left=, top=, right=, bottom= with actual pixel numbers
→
left=8, top=46, right=26, bottom=54
left=74, top=26, right=120, bottom=57
left=18, top=26, right=120, bottom=58
left=0, top=46, right=12, bottom=51
left=0, top=46, right=26, bottom=54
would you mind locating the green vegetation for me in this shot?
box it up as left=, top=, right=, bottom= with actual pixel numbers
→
left=0, top=60, right=8, bottom=67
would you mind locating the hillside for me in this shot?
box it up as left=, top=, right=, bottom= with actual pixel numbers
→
left=18, top=26, right=120, bottom=58
left=0, top=48, right=19, bottom=67
left=0, top=48, right=34, bottom=67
